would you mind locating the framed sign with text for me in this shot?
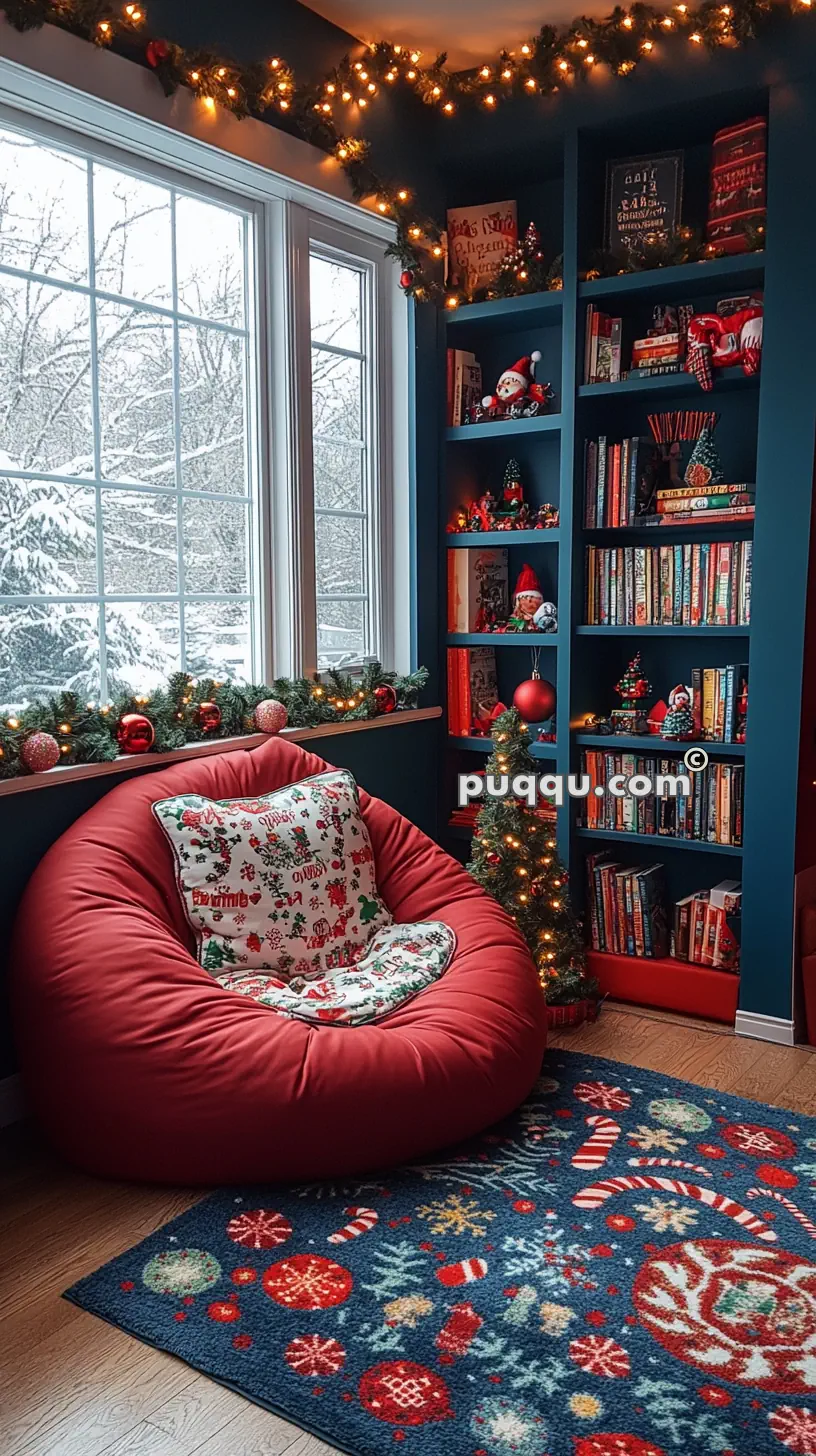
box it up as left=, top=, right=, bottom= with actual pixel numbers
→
left=606, top=151, right=684, bottom=255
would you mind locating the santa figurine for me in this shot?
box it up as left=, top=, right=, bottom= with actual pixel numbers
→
left=508, top=562, right=543, bottom=630
left=481, top=351, right=552, bottom=418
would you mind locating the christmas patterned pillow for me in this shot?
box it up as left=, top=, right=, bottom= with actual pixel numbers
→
left=153, top=770, right=392, bottom=980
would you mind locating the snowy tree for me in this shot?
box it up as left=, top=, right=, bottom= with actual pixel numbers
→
left=0, top=127, right=252, bottom=707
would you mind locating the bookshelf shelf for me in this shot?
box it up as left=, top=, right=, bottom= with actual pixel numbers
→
left=575, top=827, right=743, bottom=856
left=449, top=735, right=557, bottom=758
left=579, top=253, right=765, bottom=304
left=446, top=290, right=563, bottom=336
left=446, top=414, right=562, bottom=442
left=587, top=949, right=740, bottom=1023
left=446, top=632, right=560, bottom=646
left=574, top=732, right=746, bottom=755
left=448, top=530, right=560, bottom=547
left=583, top=522, right=754, bottom=540
left=578, top=366, right=756, bottom=400
left=575, top=625, right=750, bottom=636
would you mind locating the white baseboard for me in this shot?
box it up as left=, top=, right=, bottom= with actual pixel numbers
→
left=735, top=1010, right=795, bottom=1046
left=0, top=1074, right=24, bottom=1127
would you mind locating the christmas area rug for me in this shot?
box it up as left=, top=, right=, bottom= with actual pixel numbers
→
left=65, top=1051, right=816, bottom=1456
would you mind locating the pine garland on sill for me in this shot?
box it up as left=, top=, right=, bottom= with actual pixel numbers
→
left=0, top=663, right=428, bottom=780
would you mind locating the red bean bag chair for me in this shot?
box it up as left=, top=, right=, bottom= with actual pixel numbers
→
left=10, top=737, right=546, bottom=1183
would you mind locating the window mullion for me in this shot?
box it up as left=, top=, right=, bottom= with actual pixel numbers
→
left=169, top=188, right=187, bottom=672
left=86, top=157, right=108, bottom=701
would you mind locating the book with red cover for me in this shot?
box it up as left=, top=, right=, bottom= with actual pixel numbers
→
left=707, top=116, right=767, bottom=255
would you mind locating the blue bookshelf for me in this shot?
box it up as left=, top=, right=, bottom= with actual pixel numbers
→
left=425, top=75, right=816, bottom=1032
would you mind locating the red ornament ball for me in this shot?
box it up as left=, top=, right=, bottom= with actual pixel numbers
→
left=196, top=701, right=222, bottom=734
left=513, top=676, right=556, bottom=722
left=373, top=684, right=397, bottom=715
left=145, top=38, right=170, bottom=66
left=116, top=712, right=155, bottom=755
left=486, top=851, right=501, bottom=866
left=20, top=731, right=61, bottom=773
left=399, top=269, right=414, bottom=290
left=254, top=698, right=288, bottom=735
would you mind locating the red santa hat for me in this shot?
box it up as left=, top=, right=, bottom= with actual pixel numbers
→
left=504, top=351, right=541, bottom=388
left=513, top=562, right=543, bottom=603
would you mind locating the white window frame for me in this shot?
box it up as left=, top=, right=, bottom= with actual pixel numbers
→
left=0, top=103, right=268, bottom=692
left=287, top=211, right=396, bottom=675
left=0, top=45, right=410, bottom=693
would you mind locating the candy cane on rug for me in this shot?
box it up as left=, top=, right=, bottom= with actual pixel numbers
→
left=571, top=1115, right=622, bottom=1171
left=573, top=1174, right=777, bottom=1242
left=747, top=1187, right=816, bottom=1241
left=628, top=1156, right=713, bottom=1178
left=327, top=1206, right=379, bottom=1244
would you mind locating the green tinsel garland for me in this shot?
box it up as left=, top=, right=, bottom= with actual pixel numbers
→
left=0, top=663, right=428, bottom=779
left=0, top=0, right=794, bottom=303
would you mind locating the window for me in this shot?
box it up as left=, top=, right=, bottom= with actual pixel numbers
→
left=309, top=249, right=379, bottom=670
left=0, top=122, right=259, bottom=707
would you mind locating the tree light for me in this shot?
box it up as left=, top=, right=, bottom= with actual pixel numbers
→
left=406, top=69, right=417, bottom=79
left=662, top=15, right=674, bottom=25
left=432, top=244, right=444, bottom=257
left=98, top=19, right=111, bottom=33
left=203, top=96, right=216, bottom=111
left=409, top=225, right=422, bottom=238
left=480, top=65, right=491, bottom=78
left=397, top=188, right=409, bottom=201
left=358, top=96, right=368, bottom=107
left=521, top=42, right=531, bottom=54
left=525, top=77, right=537, bottom=89
left=326, top=82, right=336, bottom=93
left=410, top=50, right=421, bottom=62
left=502, top=67, right=513, bottom=79
left=690, top=30, right=703, bottom=40
left=641, top=39, right=654, bottom=51
left=484, top=93, right=496, bottom=106
left=432, top=84, right=442, bottom=96
left=558, top=59, right=570, bottom=71
left=622, top=13, right=634, bottom=25
left=443, top=101, right=455, bottom=113
left=584, top=52, right=595, bottom=63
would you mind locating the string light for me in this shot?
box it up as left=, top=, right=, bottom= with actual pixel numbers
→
left=397, top=188, right=409, bottom=201
left=480, top=65, right=491, bottom=78
left=690, top=29, right=703, bottom=39
left=484, top=92, right=496, bottom=106
left=525, top=77, right=537, bottom=89
left=558, top=59, right=570, bottom=71
left=622, top=13, right=634, bottom=25
left=641, top=38, right=654, bottom=50
left=443, top=101, right=455, bottom=112
left=98, top=19, right=110, bottom=33
left=202, top=96, right=215, bottom=111
left=521, top=42, right=531, bottom=54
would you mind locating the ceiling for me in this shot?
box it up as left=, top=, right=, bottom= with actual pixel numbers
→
left=305, top=0, right=601, bottom=69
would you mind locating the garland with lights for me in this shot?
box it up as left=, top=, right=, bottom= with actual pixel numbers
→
left=467, top=708, right=594, bottom=1005
left=0, top=0, right=803, bottom=301
left=0, top=663, right=428, bottom=779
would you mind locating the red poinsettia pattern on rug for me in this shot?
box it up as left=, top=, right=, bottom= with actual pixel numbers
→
left=69, top=1052, right=816, bottom=1456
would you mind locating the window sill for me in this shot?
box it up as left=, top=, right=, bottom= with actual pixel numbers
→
left=0, top=706, right=442, bottom=798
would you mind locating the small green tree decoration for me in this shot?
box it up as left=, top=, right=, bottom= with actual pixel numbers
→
left=467, top=708, right=595, bottom=1005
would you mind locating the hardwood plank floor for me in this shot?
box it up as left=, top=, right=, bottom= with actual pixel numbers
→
left=1, top=1005, right=815, bottom=1456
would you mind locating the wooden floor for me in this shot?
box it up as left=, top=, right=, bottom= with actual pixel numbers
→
left=3, top=1003, right=816, bottom=1456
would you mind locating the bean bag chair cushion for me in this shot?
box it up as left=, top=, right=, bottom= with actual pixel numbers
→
left=10, top=737, right=547, bottom=1184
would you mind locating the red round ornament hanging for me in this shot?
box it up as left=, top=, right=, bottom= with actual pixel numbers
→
left=20, top=731, right=61, bottom=773
left=513, top=674, right=556, bottom=722
left=116, top=712, right=155, bottom=755
left=253, top=698, right=288, bottom=734
left=399, top=269, right=414, bottom=290
left=145, top=38, right=170, bottom=67
left=196, top=701, right=222, bottom=734
left=373, top=684, right=397, bottom=715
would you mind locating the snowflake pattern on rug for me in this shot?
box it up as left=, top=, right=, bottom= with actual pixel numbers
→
left=66, top=1051, right=816, bottom=1456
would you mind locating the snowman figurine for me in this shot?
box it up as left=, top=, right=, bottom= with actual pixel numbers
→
left=663, top=683, right=695, bottom=740
left=533, top=600, right=558, bottom=633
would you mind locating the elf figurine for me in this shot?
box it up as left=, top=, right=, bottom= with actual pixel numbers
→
left=507, top=563, right=544, bottom=630
left=663, top=683, right=695, bottom=740
left=479, top=351, right=553, bottom=420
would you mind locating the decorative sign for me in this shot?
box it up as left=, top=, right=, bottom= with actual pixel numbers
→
left=605, top=152, right=684, bottom=255
left=446, top=200, right=517, bottom=292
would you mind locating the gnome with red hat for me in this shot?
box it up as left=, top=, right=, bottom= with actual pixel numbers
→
left=475, top=349, right=553, bottom=421
left=508, top=563, right=542, bottom=630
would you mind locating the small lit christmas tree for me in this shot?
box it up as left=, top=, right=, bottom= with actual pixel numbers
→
left=495, top=458, right=525, bottom=520
left=611, top=652, right=652, bottom=734
left=488, top=223, right=563, bottom=299
left=467, top=708, right=595, bottom=1005
left=684, top=425, right=724, bottom=489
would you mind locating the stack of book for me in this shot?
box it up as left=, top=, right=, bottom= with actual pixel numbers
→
left=447, top=548, right=508, bottom=633
left=583, top=436, right=651, bottom=528
left=578, top=748, right=744, bottom=846
left=447, top=645, right=498, bottom=736
left=672, top=880, right=741, bottom=970
left=629, top=329, right=685, bottom=379
left=586, top=853, right=668, bottom=957
left=690, top=663, right=748, bottom=741
left=446, top=349, right=483, bottom=427
left=585, top=540, right=752, bottom=626
left=655, top=483, right=755, bottom=525
left=449, top=800, right=482, bottom=832
left=584, top=308, right=622, bottom=384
